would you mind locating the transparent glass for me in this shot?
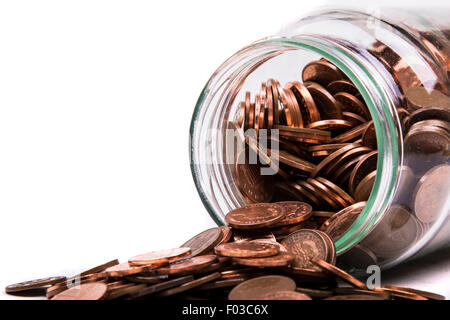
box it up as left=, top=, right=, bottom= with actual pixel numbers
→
left=189, top=8, right=450, bottom=269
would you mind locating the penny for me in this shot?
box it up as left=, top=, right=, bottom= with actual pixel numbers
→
left=156, top=255, right=217, bottom=276
left=285, top=81, right=321, bottom=124
left=272, top=201, right=313, bottom=226
left=129, top=247, right=191, bottom=266
left=333, top=287, right=390, bottom=299
left=269, top=79, right=280, bottom=125
left=302, top=60, right=344, bottom=87
left=180, top=227, right=223, bottom=257
left=354, top=170, right=377, bottom=201
left=232, top=252, right=295, bottom=267
left=106, top=283, right=147, bottom=300
left=330, top=122, right=368, bottom=143
left=405, top=86, right=450, bottom=109
left=51, top=282, right=108, bottom=300
left=373, top=287, right=428, bottom=300
left=348, top=150, right=378, bottom=196
left=105, top=261, right=168, bottom=277
left=228, top=275, right=296, bottom=300
left=196, top=277, right=247, bottom=291
left=244, top=91, right=251, bottom=130
left=327, top=80, right=360, bottom=96
left=383, top=285, right=445, bottom=300
left=274, top=149, right=317, bottom=173
left=343, top=111, right=367, bottom=125
left=5, top=276, right=66, bottom=294
left=215, top=241, right=279, bottom=258
left=306, top=178, right=344, bottom=209
left=125, top=275, right=194, bottom=300
left=308, top=143, right=350, bottom=157
left=275, top=125, right=331, bottom=144
left=321, top=202, right=367, bottom=243
left=273, top=181, right=307, bottom=202
left=158, top=272, right=221, bottom=297
left=312, top=211, right=335, bottom=218
left=305, top=81, right=343, bottom=119
left=218, top=226, right=233, bottom=245
left=79, top=259, right=120, bottom=277
left=281, top=229, right=330, bottom=270
left=225, top=203, right=285, bottom=229
left=323, top=146, right=371, bottom=178
left=310, top=257, right=368, bottom=290
left=306, top=119, right=353, bottom=132
left=265, top=80, right=274, bottom=130
left=413, top=164, right=450, bottom=223
left=334, top=92, right=370, bottom=119
left=232, top=229, right=277, bottom=243
left=261, top=290, right=312, bottom=300
left=315, top=177, right=355, bottom=206
left=237, top=101, right=245, bottom=126
left=310, top=143, right=361, bottom=178
left=46, top=273, right=108, bottom=299
left=290, top=181, right=323, bottom=208
left=361, top=121, right=377, bottom=149
left=406, top=106, right=450, bottom=131
left=125, top=275, right=169, bottom=284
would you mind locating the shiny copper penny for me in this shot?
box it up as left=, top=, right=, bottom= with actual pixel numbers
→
left=156, top=255, right=217, bottom=276
left=269, top=79, right=280, bottom=125
left=5, top=276, right=66, bottom=294
left=323, top=146, right=371, bottom=178
left=261, top=290, right=312, bottom=300
left=354, top=171, right=377, bottom=201
left=272, top=201, right=313, bottom=226
left=406, top=106, right=450, bottom=131
left=51, top=282, right=108, bottom=300
left=316, top=177, right=355, bottom=206
left=79, top=259, right=120, bottom=277
left=348, top=150, right=378, bottom=196
left=105, top=261, right=168, bottom=277
left=413, top=164, right=450, bottom=223
left=276, top=125, right=331, bottom=144
left=332, top=153, right=368, bottom=184
left=343, top=111, right=367, bottom=125
left=281, top=229, right=330, bottom=271
left=237, top=101, right=245, bottom=126
left=334, top=92, right=370, bottom=119
left=361, top=120, right=377, bottom=149
left=284, top=87, right=304, bottom=127
left=302, top=60, right=344, bottom=87
left=244, top=91, right=251, bottom=130
left=225, top=203, right=285, bottom=229
left=129, top=247, right=191, bottom=266
left=232, top=252, right=295, bottom=268
left=214, top=241, right=280, bottom=258
left=310, top=257, right=368, bottom=290
left=310, top=143, right=361, bottom=178
left=106, top=283, right=147, bottom=300
left=180, top=227, right=223, bottom=257
left=285, top=81, right=321, bottom=125
left=305, top=81, right=343, bottom=119
left=228, top=275, right=296, bottom=300
left=327, top=80, right=360, bottom=96
left=306, top=119, right=353, bottom=132
left=330, top=122, right=368, bottom=143
left=274, top=150, right=317, bottom=174
left=306, top=178, right=344, bottom=209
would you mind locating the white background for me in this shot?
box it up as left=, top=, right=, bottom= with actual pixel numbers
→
left=1, top=0, right=449, bottom=299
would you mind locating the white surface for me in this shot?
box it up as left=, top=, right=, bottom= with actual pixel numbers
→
left=0, top=0, right=448, bottom=300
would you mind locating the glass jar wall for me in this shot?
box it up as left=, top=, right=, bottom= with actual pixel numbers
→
left=189, top=7, right=450, bottom=270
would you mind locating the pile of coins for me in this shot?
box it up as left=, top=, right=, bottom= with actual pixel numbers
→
left=233, top=58, right=378, bottom=240
left=4, top=204, right=445, bottom=300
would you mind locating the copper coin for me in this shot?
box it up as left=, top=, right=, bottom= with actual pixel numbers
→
left=234, top=148, right=274, bottom=203
left=323, top=146, right=372, bottom=178
left=302, top=60, right=344, bottom=87
left=254, top=94, right=262, bottom=135
left=232, top=252, right=295, bottom=267
left=271, top=221, right=308, bottom=237
left=306, top=178, right=344, bottom=209
left=51, top=282, right=108, bottom=300
left=158, top=272, right=221, bottom=297
left=316, top=177, right=355, bottom=206
left=348, top=150, right=378, bottom=196
left=232, top=229, right=277, bottom=243
left=406, top=106, right=450, bottom=131
left=281, top=229, right=330, bottom=271
left=410, top=119, right=450, bottom=132
left=125, top=275, right=168, bottom=284
left=343, top=111, right=367, bottom=125
left=332, top=153, right=368, bottom=184
left=327, top=80, right=360, bottom=96
left=308, top=143, right=350, bottom=157
left=276, top=125, right=331, bottom=144
left=261, top=290, right=312, bottom=300
left=196, top=277, right=247, bottom=291
left=383, top=285, right=445, bottom=300
left=284, top=87, right=304, bottom=128
left=373, top=287, right=428, bottom=300
left=269, top=79, right=280, bottom=125
left=305, top=82, right=343, bottom=119
left=237, top=101, right=245, bottom=126
left=405, top=86, right=450, bottom=109
left=285, top=81, right=321, bottom=125
left=324, top=294, right=387, bottom=300
left=312, top=211, right=336, bottom=218
left=265, top=81, right=274, bottom=129
left=228, top=275, right=296, bottom=300
left=181, top=227, right=223, bottom=257
left=274, top=150, right=317, bottom=173
left=289, top=181, right=323, bottom=208
left=244, top=91, right=251, bottom=130
left=361, top=121, right=377, bottom=149
left=125, top=275, right=194, bottom=300
left=218, top=226, right=233, bottom=245
left=79, top=259, right=120, bottom=277
left=413, top=164, right=450, bottom=223
left=129, top=247, right=191, bottom=266
left=248, top=102, right=255, bottom=129
left=333, top=287, right=390, bottom=299
left=273, top=181, right=308, bottom=202
left=104, top=261, right=168, bottom=277
left=321, top=202, right=366, bottom=242
left=330, top=122, right=368, bottom=143
left=46, top=273, right=108, bottom=299
left=310, top=257, right=368, bottom=290
left=106, top=283, right=147, bottom=300
left=310, top=143, right=361, bottom=178
left=5, top=276, right=66, bottom=294
left=215, top=241, right=280, bottom=258
left=334, top=92, right=370, bottom=119
left=354, top=171, right=377, bottom=202
left=225, top=203, right=285, bottom=229
left=156, top=255, right=217, bottom=276
left=306, top=119, right=353, bottom=132
left=272, top=201, right=313, bottom=226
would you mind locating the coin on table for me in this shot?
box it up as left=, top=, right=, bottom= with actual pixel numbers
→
left=156, top=255, right=217, bottom=276
left=51, top=282, right=108, bottom=300
left=413, top=164, right=450, bottom=223
left=373, top=287, right=428, bottom=300
left=321, top=202, right=366, bottom=243
left=272, top=201, right=313, bottom=226
left=158, top=272, right=221, bottom=297
left=225, top=203, right=285, bottom=229
left=228, top=275, right=296, bottom=300
left=79, top=259, right=120, bottom=277
left=215, top=241, right=280, bottom=258
left=180, top=227, right=223, bottom=257
left=343, top=111, right=367, bottom=125
left=129, top=247, right=191, bottom=266
left=232, top=252, right=295, bottom=267
left=261, top=290, right=312, bottom=300
left=5, top=276, right=66, bottom=294
left=104, top=261, right=168, bottom=277
left=274, top=150, right=317, bottom=174
left=311, top=257, right=368, bottom=290
left=125, top=275, right=194, bottom=300
left=281, top=229, right=330, bottom=270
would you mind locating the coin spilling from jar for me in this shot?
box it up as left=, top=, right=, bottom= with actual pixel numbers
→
left=4, top=213, right=445, bottom=300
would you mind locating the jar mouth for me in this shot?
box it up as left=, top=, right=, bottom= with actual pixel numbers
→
left=189, top=35, right=400, bottom=255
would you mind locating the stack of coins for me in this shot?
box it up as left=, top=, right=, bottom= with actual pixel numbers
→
left=4, top=216, right=445, bottom=300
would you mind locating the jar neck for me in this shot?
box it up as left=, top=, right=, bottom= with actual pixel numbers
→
left=189, top=35, right=402, bottom=254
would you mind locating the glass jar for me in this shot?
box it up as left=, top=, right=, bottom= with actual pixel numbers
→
left=189, top=7, right=450, bottom=270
